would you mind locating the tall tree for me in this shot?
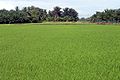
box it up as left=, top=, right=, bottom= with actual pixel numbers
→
left=63, top=8, right=79, bottom=21
left=15, top=6, right=19, bottom=11
left=0, top=6, right=79, bottom=24
left=90, top=8, right=120, bottom=23
left=51, top=6, right=62, bottom=21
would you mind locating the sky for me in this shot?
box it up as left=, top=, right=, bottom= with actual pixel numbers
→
left=0, top=0, right=120, bottom=18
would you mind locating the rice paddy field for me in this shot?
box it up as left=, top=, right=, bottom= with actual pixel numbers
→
left=0, top=24, right=120, bottom=80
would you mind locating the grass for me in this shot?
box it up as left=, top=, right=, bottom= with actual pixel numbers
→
left=0, top=24, right=120, bottom=80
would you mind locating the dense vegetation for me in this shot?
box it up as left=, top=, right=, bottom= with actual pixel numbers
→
left=0, top=6, right=79, bottom=24
left=1, top=5, right=120, bottom=24
left=47, top=7, right=79, bottom=22
left=90, top=9, right=120, bottom=23
left=0, top=24, right=120, bottom=80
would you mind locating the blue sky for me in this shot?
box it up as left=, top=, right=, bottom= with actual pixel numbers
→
left=0, top=0, right=120, bottom=18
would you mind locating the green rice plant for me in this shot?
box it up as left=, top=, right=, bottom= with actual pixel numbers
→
left=0, top=24, right=120, bottom=80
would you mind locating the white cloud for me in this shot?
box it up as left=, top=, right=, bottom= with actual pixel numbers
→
left=0, top=1, right=15, bottom=10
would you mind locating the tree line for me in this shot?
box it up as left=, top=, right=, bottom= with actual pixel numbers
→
left=0, top=6, right=79, bottom=24
left=90, top=9, right=120, bottom=23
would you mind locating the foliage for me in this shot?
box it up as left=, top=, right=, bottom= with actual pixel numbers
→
left=0, top=6, right=47, bottom=24
left=90, top=9, right=120, bottom=23
left=47, top=7, right=79, bottom=22
left=0, top=6, right=79, bottom=24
